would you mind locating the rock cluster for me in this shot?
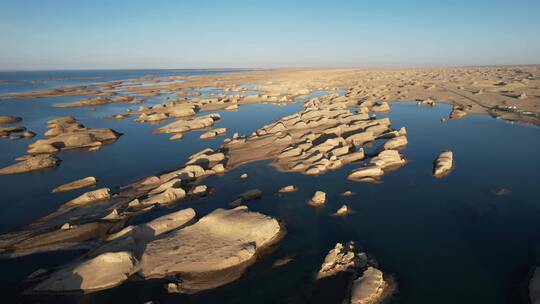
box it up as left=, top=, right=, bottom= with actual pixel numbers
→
left=30, top=208, right=197, bottom=293
left=223, top=99, right=402, bottom=178
left=134, top=101, right=197, bottom=122
left=0, top=125, right=28, bottom=139
left=316, top=242, right=392, bottom=304
left=317, top=242, right=367, bottom=279
left=348, top=149, right=405, bottom=183
left=27, top=116, right=121, bottom=155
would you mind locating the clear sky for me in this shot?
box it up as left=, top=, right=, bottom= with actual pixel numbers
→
left=1, top=0, right=539, bottom=70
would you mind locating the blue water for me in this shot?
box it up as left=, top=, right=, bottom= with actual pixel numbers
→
left=1, top=70, right=540, bottom=304
left=0, top=69, right=250, bottom=94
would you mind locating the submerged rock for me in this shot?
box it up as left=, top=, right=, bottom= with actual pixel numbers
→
left=52, top=176, right=97, bottom=193
left=494, top=187, right=510, bottom=197
left=433, top=150, right=453, bottom=177
left=236, top=189, right=263, bottom=202
left=33, top=251, right=137, bottom=293
left=139, top=206, right=282, bottom=294
left=0, top=154, right=60, bottom=175
left=0, top=115, right=22, bottom=124
left=529, top=267, right=540, bottom=304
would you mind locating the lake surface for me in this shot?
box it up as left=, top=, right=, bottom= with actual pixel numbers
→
left=1, top=70, right=540, bottom=304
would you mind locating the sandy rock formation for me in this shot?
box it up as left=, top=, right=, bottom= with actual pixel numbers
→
left=52, top=177, right=97, bottom=193
left=139, top=206, right=282, bottom=293
left=371, top=102, right=390, bottom=112
left=350, top=267, right=389, bottom=304
left=0, top=125, right=26, bottom=138
left=450, top=106, right=468, bottom=119
left=154, top=113, right=221, bottom=134
left=348, top=165, right=384, bottom=182
left=310, top=191, right=327, bottom=205
left=369, top=150, right=405, bottom=169
left=0, top=154, right=60, bottom=175
left=200, top=127, right=226, bottom=139
left=63, top=188, right=111, bottom=208
left=107, top=208, right=196, bottom=243
left=191, top=184, right=208, bottom=196
left=32, top=251, right=137, bottom=293
left=27, top=117, right=121, bottom=155
left=317, top=242, right=367, bottom=279
left=433, top=150, right=453, bottom=177
left=278, top=185, right=297, bottom=193
left=382, top=135, right=408, bottom=150
left=334, top=204, right=350, bottom=216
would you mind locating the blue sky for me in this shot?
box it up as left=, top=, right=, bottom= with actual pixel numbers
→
left=1, top=0, right=539, bottom=70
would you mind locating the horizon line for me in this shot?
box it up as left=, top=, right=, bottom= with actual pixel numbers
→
left=1, top=63, right=539, bottom=73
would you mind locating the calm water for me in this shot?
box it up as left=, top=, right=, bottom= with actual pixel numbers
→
left=0, top=69, right=249, bottom=94
left=1, top=70, right=540, bottom=304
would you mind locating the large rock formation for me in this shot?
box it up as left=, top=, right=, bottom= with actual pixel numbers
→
left=0, top=154, right=60, bottom=175
left=139, top=206, right=282, bottom=293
